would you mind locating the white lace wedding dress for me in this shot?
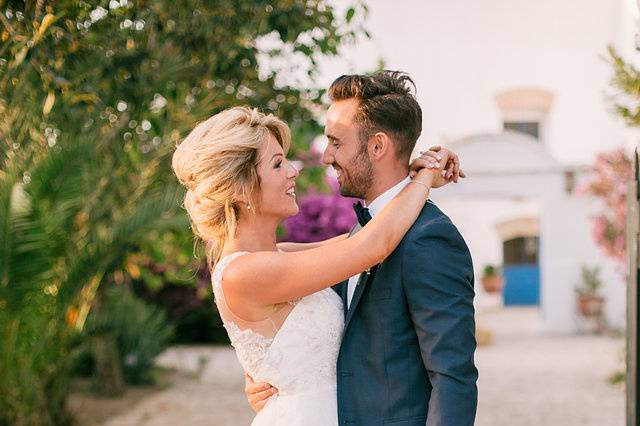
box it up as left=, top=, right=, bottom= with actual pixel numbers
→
left=212, top=252, right=344, bottom=425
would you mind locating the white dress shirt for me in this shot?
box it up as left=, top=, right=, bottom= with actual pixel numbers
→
left=346, top=176, right=412, bottom=308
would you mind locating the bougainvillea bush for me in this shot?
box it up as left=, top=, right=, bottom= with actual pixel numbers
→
left=580, top=148, right=632, bottom=264
left=283, top=177, right=359, bottom=242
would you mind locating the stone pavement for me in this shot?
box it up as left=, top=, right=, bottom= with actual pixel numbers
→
left=98, top=306, right=624, bottom=426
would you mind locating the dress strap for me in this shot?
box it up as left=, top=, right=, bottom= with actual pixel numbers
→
left=211, top=250, right=295, bottom=339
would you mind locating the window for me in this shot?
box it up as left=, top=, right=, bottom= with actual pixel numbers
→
left=504, top=121, right=539, bottom=139
left=495, top=88, right=554, bottom=142
left=503, top=236, right=539, bottom=265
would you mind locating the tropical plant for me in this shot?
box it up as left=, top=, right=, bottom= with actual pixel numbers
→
left=132, top=261, right=230, bottom=344
left=0, top=135, right=182, bottom=423
left=84, top=285, right=174, bottom=386
left=482, top=264, right=501, bottom=278
left=0, top=1, right=369, bottom=423
left=575, top=265, right=603, bottom=297
left=608, top=46, right=640, bottom=127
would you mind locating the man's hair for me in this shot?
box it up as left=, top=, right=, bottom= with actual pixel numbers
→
left=328, top=70, right=422, bottom=160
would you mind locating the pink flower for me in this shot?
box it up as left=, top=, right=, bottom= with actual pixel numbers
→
left=581, top=148, right=632, bottom=266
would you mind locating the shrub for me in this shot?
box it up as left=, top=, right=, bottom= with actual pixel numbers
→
left=85, top=286, right=174, bottom=385
left=283, top=177, right=358, bottom=242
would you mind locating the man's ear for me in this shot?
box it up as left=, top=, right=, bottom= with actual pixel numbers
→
left=367, top=131, right=392, bottom=161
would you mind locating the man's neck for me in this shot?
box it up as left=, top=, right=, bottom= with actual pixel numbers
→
left=364, top=168, right=410, bottom=205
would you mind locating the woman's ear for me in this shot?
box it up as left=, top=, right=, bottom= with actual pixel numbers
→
left=233, top=184, right=249, bottom=205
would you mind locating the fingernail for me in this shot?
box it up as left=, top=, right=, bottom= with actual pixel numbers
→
left=441, top=170, right=446, bottom=176
left=428, top=164, right=434, bottom=168
left=437, top=156, right=442, bottom=161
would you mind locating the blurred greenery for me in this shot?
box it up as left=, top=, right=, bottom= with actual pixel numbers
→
left=608, top=45, right=640, bottom=127
left=84, top=285, right=174, bottom=387
left=575, top=265, right=603, bottom=297
left=0, top=0, right=368, bottom=424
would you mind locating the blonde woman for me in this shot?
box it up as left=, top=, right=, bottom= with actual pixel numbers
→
left=172, top=106, right=460, bottom=425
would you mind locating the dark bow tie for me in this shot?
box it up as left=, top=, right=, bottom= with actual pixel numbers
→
left=353, top=202, right=372, bottom=227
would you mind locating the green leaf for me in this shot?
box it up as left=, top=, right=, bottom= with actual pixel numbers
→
left=346, top=7, right=356, bottom=23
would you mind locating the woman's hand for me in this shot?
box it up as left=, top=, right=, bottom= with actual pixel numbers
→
left=409, top=146, right=465, bottom=188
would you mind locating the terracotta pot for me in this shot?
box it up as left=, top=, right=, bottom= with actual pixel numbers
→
left=481, top=275, right=504, bottom=294
left=577, top=294, right=604, bottom=317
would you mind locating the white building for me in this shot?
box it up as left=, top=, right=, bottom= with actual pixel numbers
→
left=311, top=0, right=639, bottom=332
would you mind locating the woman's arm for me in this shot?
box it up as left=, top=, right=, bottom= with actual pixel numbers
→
left=224, top=157, right=447, bottom=306
left=276, top=234, right=349, bottom=252
left=276, top=146, right=463, bottom=254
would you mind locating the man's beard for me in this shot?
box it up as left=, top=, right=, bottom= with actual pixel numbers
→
left=338, top=149, right=373, bottom=199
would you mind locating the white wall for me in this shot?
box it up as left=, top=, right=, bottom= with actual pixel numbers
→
left=432, top=164, right=626, bottom=332
left=313, top=0, right=633, bottom=165
left=430, top=196, right=541, bottom=274
left=303, top=1, right=634, bottom=332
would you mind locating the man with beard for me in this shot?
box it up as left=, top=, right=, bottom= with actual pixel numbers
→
left=246, top=71, right=478, bottom=426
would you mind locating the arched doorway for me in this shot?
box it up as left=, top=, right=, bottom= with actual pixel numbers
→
left=502, top=236, right=540, bottom=305
left=429, top=131, right=615, bottom=332
left=496, top=217, right=540, bottom=306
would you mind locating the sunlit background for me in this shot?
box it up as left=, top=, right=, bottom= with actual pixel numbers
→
left=1, top=0, right=637, bottom=425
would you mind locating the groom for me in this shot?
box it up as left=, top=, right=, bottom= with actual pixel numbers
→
left=247, top=71, right=478, bottom=425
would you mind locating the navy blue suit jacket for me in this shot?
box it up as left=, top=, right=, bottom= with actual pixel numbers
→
left=333, top=201, right=477, bottom=426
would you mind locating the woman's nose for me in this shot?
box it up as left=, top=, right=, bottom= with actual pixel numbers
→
left=288, top=161, right=299, bottom=178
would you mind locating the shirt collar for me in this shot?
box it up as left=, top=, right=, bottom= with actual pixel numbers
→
left=365, top=176, right=412, bottom=217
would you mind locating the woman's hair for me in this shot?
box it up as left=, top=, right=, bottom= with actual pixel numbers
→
left=171, top=106, right=291, bottom=268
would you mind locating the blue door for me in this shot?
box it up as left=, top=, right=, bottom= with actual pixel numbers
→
left=502, top=236, right=540, bottom=306
left=503, top=265, right=540, bottom=305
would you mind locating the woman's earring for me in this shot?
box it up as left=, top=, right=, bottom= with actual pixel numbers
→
left=246, top=204, right=251, bottom=210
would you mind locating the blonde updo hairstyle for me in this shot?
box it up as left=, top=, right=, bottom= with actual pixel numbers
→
left=172, top=106, right=291, bottom=267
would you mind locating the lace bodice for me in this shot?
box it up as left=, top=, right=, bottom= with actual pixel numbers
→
left=212, top=251, right=344, bottom=396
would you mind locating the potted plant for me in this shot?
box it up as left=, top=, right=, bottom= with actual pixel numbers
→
left=575, top=265, right=605, bottom=317
left=481, top=264, right=504, bottom=293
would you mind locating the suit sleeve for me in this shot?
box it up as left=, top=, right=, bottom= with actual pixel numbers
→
left=402, top=219, right=478, bottom=426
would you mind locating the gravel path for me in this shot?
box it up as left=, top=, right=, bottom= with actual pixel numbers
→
left=98, top=306, right=624, bottom=426
left=474, top=306, right=624, bottom=426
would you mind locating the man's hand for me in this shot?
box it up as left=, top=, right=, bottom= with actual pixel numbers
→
left=244, top=373, right=278, bottom=413
left=409, top=146, right=465, bottom=188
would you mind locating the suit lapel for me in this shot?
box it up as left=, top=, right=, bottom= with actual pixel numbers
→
left=344, top=264, right=378, bottom=330
left=341, top=280, right=349, bottom=316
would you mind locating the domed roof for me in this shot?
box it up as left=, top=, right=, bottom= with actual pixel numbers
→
left=446, top=131, right=560, bottom=174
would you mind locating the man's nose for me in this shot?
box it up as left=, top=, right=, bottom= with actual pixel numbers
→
left=321, top=149, right=333, bottom=166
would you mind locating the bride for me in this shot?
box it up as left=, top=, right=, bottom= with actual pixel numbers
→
left=171, top=106, right=458, bottom=425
